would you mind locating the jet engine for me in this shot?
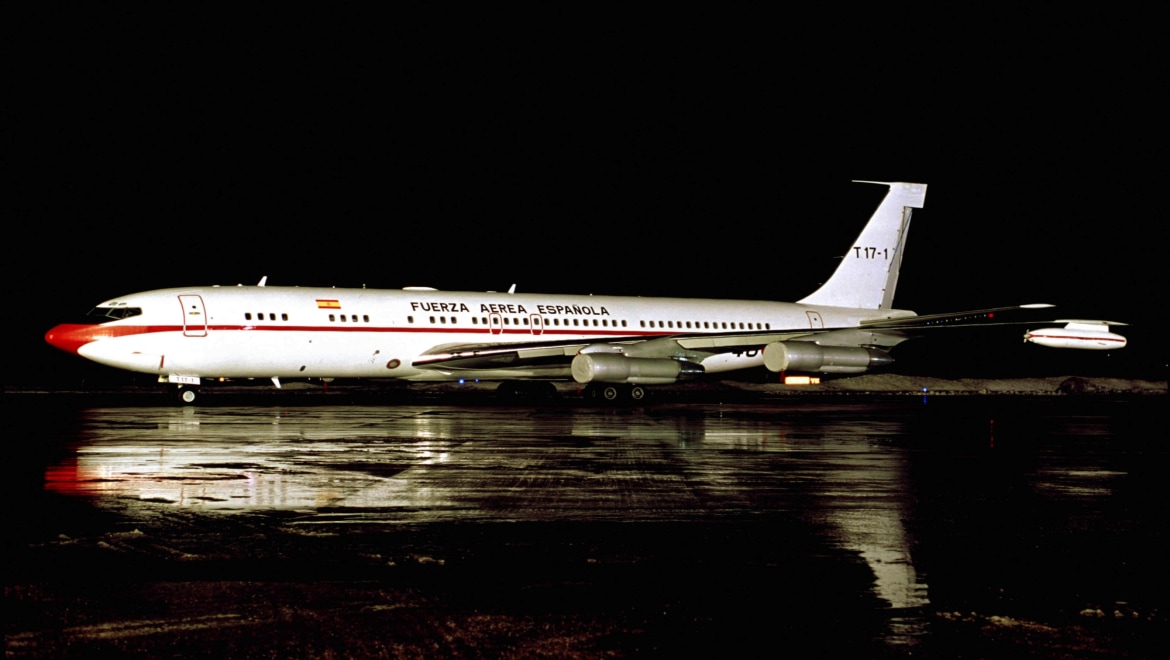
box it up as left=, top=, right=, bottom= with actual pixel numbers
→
left=571, top=353, right=705, bottom=385
left=763, top=341, right=892, bottom=374
left=1024, top=322, right=1128, bottom=350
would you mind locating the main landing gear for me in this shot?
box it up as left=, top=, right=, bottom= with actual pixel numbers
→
left=493, top=382, right=648, bottom=404
left=583, top=383, right=646, bottom=403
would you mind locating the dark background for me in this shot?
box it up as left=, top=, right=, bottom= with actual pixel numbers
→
left=7, top=9, right=1165, bottom=386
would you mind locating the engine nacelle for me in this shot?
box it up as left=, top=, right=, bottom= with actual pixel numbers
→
left=1024, top=323, right=1128, bottom=350
left=763, top=341, right=892, bottom=374
left=571, top=353, right=704, bottom=385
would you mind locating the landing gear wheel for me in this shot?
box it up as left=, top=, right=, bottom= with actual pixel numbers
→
left=178, top=388, right=198, bottom=404
left=584, top=384, right=646, bottom=404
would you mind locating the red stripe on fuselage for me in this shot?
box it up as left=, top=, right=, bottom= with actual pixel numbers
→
left=45, top=323, right=668, bottom=355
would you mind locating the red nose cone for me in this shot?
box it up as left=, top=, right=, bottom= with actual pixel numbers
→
left=45, top=324, right=97, bottom=355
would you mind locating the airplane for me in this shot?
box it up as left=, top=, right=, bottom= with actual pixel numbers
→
left=45, top=180, right=1128, bottom=404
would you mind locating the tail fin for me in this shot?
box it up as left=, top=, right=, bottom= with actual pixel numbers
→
left=797, top=180, right=927, bottom=310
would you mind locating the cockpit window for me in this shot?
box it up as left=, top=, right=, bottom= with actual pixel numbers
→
left=86, top=306, right=143, bottom=322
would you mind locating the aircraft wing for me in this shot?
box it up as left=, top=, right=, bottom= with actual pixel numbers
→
left=413, top=339, right=598, bottom=371
left=411, top=328, right=834, bottom=372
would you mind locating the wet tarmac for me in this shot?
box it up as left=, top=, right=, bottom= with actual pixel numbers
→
left=5, top=390, right=1167, bottom=658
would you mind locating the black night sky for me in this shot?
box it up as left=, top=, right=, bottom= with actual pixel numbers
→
left=7, top=10, right=1166, bottom=386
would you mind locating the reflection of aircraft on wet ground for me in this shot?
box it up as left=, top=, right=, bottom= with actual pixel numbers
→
left=45, top=181, right=1127, bottom=404
left=36, top=403, right=977, bottom=610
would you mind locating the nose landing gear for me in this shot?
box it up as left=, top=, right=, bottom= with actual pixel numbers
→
left=177, top=387, right=198, bottom=404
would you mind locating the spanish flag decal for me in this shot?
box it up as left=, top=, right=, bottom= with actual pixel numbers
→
left=316, top=299, right=341, bottom=309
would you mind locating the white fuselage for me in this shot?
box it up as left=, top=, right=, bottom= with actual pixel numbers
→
left=67, top=285, right=906, bottom=383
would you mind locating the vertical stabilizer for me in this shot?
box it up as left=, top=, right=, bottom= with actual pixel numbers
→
left=797, top=181, right=927, bottom=310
